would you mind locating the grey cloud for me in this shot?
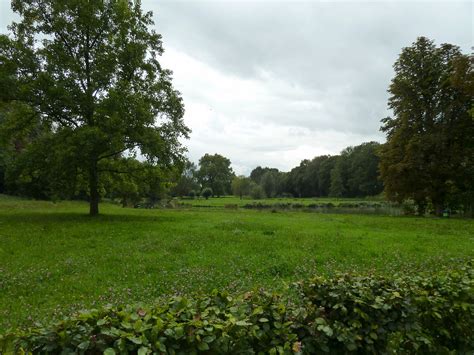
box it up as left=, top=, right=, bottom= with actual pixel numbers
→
left=148, top=1, right=471, bottom=173
left=152, top=1, right=471, bottom=79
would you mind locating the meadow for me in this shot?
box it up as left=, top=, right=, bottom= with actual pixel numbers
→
left=0, top=195, right=473, bottom=333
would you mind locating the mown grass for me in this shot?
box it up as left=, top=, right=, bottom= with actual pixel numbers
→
left=0, top=196, right=473, bottom=332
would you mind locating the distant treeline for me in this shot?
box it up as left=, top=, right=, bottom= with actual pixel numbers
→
left=251, top=142, right=382, bottom=198
left=169, top=141, right=382, bottom=200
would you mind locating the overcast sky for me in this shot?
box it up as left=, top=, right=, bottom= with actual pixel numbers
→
left=1, top=1, right=472, bottom=174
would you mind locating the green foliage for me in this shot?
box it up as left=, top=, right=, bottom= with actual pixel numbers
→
left=171, top=161, right=199, bottom=198
left=250, top=166, right=280, bottom=185
left=0, top=0, right=189, bottom=215
left=284, top=143, right=383, bottom=199
left=250, top=183, right=266, bottom=199
left=249, top=167, right=283, bottom=198
left=296, top=264, right=474, bottom=353
left=179, top=196, right=385, bottom=208
left=241, top=201, right=390, bottom=214
left=345, top=142, right=383, bottom=196
left=103, top=158, right=171, bottom=207
left=198, top=154, right=234, bottom=197
left=2, top=264, right=472, bottom=353
left=1, top=290, right=297, bottom=354
left=231, top=175, right=252, bottom=199
left=379, top=37, right=473, bottom=215
left=329, top=156, right=346, bottom=198
left=201, top=187, right=213, bottom=200
left=260, top=171, right=278, bottom=198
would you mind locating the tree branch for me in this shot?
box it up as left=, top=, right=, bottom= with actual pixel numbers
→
left=38, top=5, right=88, bottom=93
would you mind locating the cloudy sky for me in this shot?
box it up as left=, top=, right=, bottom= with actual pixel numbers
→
left=0, top=1, right=472, bottom=174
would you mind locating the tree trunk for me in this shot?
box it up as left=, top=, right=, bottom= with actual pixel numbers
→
left=415, top=198, right=426, bottom=216
left=433, top=202, right=444, bottom=217
left=463, top=201, right=473, bottom=218
left=89, top=161, right=99, bottom=216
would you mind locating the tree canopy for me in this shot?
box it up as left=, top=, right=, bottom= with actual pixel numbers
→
left=379, top=37, right=473, bottom=215
left=197, top=153, right=234, bottom=197
left=171, top=160, right=199, bottom=198
left=0, top=0, right=189, bottom=215
left=231, top=175, right=252, bottom=200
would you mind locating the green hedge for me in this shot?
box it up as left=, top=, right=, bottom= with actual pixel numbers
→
left=1, top=263, right=473, bottom=354
left=295, top=267, right=473, bottom=353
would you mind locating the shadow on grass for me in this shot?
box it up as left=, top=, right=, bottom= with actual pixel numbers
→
left=2, top=211, right=179, bottom=224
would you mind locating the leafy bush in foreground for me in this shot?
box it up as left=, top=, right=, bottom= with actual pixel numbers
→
left=296, top=267, right=473, bottom=353
left=1, top=292, right=297, bottom=354
left=1, top=263, right=472, bottom=354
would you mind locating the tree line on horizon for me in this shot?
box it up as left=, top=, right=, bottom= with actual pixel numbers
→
left=171, top=141, right=383, bottom=201
left=0, top=0, right=472, bottom=216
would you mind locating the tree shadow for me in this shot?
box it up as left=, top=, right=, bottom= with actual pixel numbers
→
left=2, top=211, right=179, bottom=225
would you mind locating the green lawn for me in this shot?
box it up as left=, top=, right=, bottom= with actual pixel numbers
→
left=0, top=196, right=472, bottom=332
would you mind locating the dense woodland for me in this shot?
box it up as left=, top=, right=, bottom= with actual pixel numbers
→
left=170, top=141, right=383, bottom=200
left=0, top=0, right=472, bottom=216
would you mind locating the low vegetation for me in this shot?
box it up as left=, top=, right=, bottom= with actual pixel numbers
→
left=1, top=263, right=472, bottom=353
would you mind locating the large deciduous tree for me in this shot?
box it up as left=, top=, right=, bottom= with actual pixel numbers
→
left=197, top=153, right=234, bottom=197
left=0, top=0, right=189, bottom=215
left=379, top=37, right=473, bottom=215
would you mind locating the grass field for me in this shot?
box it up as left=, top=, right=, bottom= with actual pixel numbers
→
left=0, top=195, right=473, bottom=332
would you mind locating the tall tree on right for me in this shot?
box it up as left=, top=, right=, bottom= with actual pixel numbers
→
left=379, top=37, right=473, bottom=216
